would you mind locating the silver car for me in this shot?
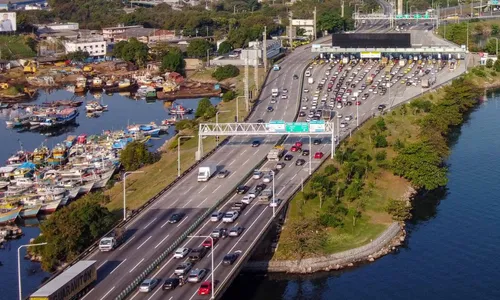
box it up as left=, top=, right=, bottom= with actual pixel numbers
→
left=187, top=268, right=207, bottom=283
left=139, top=278, right=159, bottom=293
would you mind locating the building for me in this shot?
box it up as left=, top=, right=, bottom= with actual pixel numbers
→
left=102, top=25, right=144, bottom=42
left=291, top=19, right=315, bottom=38
left=35, top=22, right=79, bottom=32
left=240, top=39, right=281, bottom=65
left=25, top=4, right=43, bottom=10
left=148, top=29, right=176, bottom=44
left=64, top=36, right=107, bottom=58
left=113, top=27, right=154, bottom=43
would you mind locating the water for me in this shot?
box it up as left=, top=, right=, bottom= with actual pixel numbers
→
left=0, top=89, right=220, bottom=299
left=223, top=93, right=500, bottom=300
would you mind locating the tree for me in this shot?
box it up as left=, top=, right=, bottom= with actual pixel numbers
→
left=222, top=90, right=236, bottom=102
left=386, top=199, right=412, bottom=221
left=494, top=58, right=500, bottom=72
left=212, top=65, right=240, bottom=81
left=486, top=58, right=494, bottom=68
left=161, top=48, right=185, bottom=75
left=317, top=12, right=345, bottom=33
left=186, top=38, right=213, bottom=58
left=66, top=50, right=89, bottom=62
left=195, top=97, right=217, bottom=120
left=218, top=40, right=232, bottom=55
left=113, top=38, right=149, bottom=67
left=493, top=24, right=500, bottom=35
left=374, top=135, right=388, bottom=148
left=31, top=192, right=117, bottom=271
left=311, top=175, right=331, bottom=209
left=120, top=141, right=157, bottom=171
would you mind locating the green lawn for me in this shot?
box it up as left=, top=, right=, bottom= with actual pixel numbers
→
left=0, top=35, right=36, bottom=59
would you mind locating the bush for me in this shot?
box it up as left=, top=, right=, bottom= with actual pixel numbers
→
left=175, top=119, right=196, bottom=132
left=120, top=141, right=158, bottom=171
left=374, top=135, right=388, bottom=148
left=195, top=97, right=217, bottom=120
left=222, top=90, right=236, bottom=102
left=386, top=199, right=412, bottom=221
left=212, top=65, right=240, bottom=81
left=375, top=150, right=387, bottom=161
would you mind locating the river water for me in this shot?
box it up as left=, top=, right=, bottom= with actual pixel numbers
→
left=0, top=89, right=220, bottom=299
left=222, top=92, right=500, bottom=300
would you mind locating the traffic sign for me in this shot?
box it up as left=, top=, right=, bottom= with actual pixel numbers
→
left=404, top=14, right=410, bottom=18
left=396, top=15, right=403, bottom=19
left=267, top=120, right=286, bottom=133
left=414, top=14, right=421, bottom=19
left=285, top=122, right=309, bottom=133
left=309, top=120, right=326, bottom=133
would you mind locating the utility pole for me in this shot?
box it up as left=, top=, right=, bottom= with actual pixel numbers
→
left=263, top=26, right=267, bottom=72
left=313, top=6, right=317, bottom=40
left=244, top=57, right=249, bottom=111
left=341, top=0, right=345, bottom=18
left=254, top=51, right=259, bottom=94
left=289, top=11, right=293, bottom=49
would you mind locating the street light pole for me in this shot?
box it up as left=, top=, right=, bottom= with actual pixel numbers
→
left=123, top=171, right=144, bottom=221
left=235, top=96, right=245, bottom=122
left=19, top=243, right=47, bottom=300
left=215, top=110, right=230, bottom=147
left=178, top=135, right=195, bottom=177
left=356, top=102, right=359, bottom=127
left=188, top=236, right=214, bottom=299
left=270, top=170, right=275, bottom=217
left=306, top=135, right=312, bottom=175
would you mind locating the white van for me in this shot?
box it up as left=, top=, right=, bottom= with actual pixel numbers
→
left=305, top=70, right=311, bottom=77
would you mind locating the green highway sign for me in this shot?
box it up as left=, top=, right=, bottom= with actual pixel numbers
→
left=396, top=15, right=403, bottom=19
left=414, top=14, right=421, bottom=19
left=404, top=14, right=410, bottom=18
left=285, top=122, right=309, bottom=133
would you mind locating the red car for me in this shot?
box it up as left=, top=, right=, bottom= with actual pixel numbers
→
left=290, top=146, right=301, bottom=152
left=294, top=141, right=303, bottom=148
left=198, top=281, right=212, bottom=295
left=314, top=152, right=324, bottom=159
left=355, top=101, right=362, bottom=106
left=202, top=237, right=218, bottom=248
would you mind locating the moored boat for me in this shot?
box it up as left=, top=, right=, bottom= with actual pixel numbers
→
left=169, top=105, right=193, bottom=115
left=33, top=146, right=50, bottom=165
left=20, top=204, right=41, bottom=219
left=86, top=101, right=108, bottom=112
left=0, top=207, right=22, bottom=224
left=74, top=77, right=87, bottom=93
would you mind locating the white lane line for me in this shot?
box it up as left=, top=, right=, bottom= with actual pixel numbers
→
left=143, top=217, right=157, bottom=229
left=160, top=219, right=170, bottom=229
left=199, top=185, right=208, bottom=194
left=207, top=244, right=220, bottom=257
left=118, top=236, right=135, bottom=250
left=243, top=158, right=250, bottom=165
left=228, top=159, right=236, bottom=166
left=99, top=286, right=115, bottom=300
left=136, top=236, right=152, bottom=250
left=81, top=288, right=94, bottom=300
left=291, top=173, right=297, bottom=181
left=278, top=185, right=287, bottom=195
left=154, top=234, right=170, bottom=249
left=147, top=286, right=162, bottom=300
left=240, top=149, right=248, bottom=156
left=182, top=198, right=194, bottom=208
left=97, top=260, right=107, bottom=270
left=212, top=184, right=221, bottom=194
left=196, top=197, right=210, bottom=208
left=183, top=186, right=193, bottom=195
left=176, top=216, right=189, bottom=228
left=109, top=259, right=127, bottom=274
left=129, top=292, right=139, bottom=300
left=129, top=258, right=145, bottom=273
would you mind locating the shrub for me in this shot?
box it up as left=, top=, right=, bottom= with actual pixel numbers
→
left=222, top=90, right=236, bottom=102
left=212, top=65, right=240, bottom=81
left=374, top=135, right=388, bottom=148
left=375, top=150, right=387, bottom=161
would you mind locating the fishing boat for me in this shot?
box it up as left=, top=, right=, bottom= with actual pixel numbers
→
left=6, top=115, right=31, bottom=128
left=29, top=115, right=46, bottom=127
left=7, top=150, right=31, bottom=166
left=90, top=77, right=104, bottom=91
left=0, top=102, right=10, bottom=109
left=127, top=123, right=162, bottom=137
left=145, top=87, right=157, bottom=100
left=33, top=146, right=50, bottom=165
left=12, top=162, right=35, bottom=179
left=46, top=143, right=68, bottom=166
left=20, top=205, right=41, bottom=219
left=161, top=116, right=178, bottom=126
left=136, top=85, right=149, bottom=97
left=39, top=108, right=79, bottom=128
left=10, top=177, right=34, bottom=187
left=168, top=105, right=193, bottom=115
left=41, top=100, right=83, bottom=108
left=65, top=135, right=77, bottom=148
left=39, top=199, right=63, bottom=214
left=74, top=77, right=87, bottom=93
left=103, top=78, right=137, bottom=93
left=86, top=101, right=107, bottom=112
left=0, top=207, right=22, bottom=224
left=36, top=186, right=68, bottom=201
left=0, top=166, right=16, bottom=181
left=0, top=180, right=9, bottom=189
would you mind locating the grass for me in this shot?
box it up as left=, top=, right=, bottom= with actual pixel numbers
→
left=0, top=35, right=36, bottom=59
left=105, top=85, right=252, bottom=213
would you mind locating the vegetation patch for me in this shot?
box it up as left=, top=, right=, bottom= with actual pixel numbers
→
left=212, top=65, right=240, bottom=81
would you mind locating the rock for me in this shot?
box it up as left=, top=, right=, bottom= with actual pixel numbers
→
left=368, top=257, right=375, bottom=262
left=399, top=236, right=405, bottom=242
left=347, top=263, right=354, bottom=267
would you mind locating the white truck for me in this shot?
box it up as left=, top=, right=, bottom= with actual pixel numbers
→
left=258, top=188, right=273, bottom=204
left=197, top=163, right=217, bottom=182
left=308, top=77, right=315, bottom=84
left=421, top=79, right=430, bottom=88
left=271, top=88, right=279, bottom=97
left=399, top=59, right=407, bottom=67
left=99, top=227, right=124, bottom=252
left=267, top=146, right=284, bottom=161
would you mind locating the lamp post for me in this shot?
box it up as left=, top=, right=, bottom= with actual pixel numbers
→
left=489, top=37, right=499, bottom=56
left=235, top=96, right=245, bottom=122
left=270, top=169, right=276, bottom=217
left=356, top=102, right=359, bottom=127
left=188, top=235, right=214, bottom=299
left=18, top=243, right=47, bottom=300
left=305, top=135, right=312, bottom=175
left=215, top=110, right=230, bottom=147
left=178, top=135, right=194, bottom=177
left=123, top=171, right=144, bottom=221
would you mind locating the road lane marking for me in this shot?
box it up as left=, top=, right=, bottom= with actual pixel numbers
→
left=81, top=288, right=94, bottom=300
left=240, top=149, right=247, bottom=156
left=243, top=158, right=250, bottom=165
left=97, top=260, right=107, bottom=270
left=291, top=173, right=297, bottom=181
left=99, top=286, right=115, bottom=300
left=176, top=216, right=189, bottom=227
left=129, top=258, right=145, bottom=273
left=182, top=198, right=194, bottom=208
left=183, top=186, right=193, bottom=195
left=154, top=234, right=170, bottom=249
left=147, top=284, right=163, bottom=300
left=109, top=259, right=127, bottom=274
left=207, top=244, right=220, bottom=258
left=212, top=184, right=221, bottom=194
left=228, top=159, right=236, bottom=166
left=278, top=185, right=287, bottom=195
left=136, top=236, right=152, bottom=250
left=129, top=292, right=139, bottom=300
left=118, top=235, right=135, bottom=250
left=160, top=219, right=170, bottom=228
left=196, top=197, right=210, bottom=208
left=143, top=217, right=157, bottom=229
left=199, top=185, right=208, bottom=193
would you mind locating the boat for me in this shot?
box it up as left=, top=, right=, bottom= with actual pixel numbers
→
left=65, top=135, right=77, bottom=148
left=168, top=105, right=193, bottom=115
left=20, top=205, right=41, bottom=219
left=0, top=180, right=9, bottom=189
left=90, top=77, right=104, bottom=91
left=41, top=100, right=83, bottom=108
left=74, top=77, right=87, bottom=93
left=103, top=78, right=138, bottom=93
left=29, top=115, right=46, bottom=127
left=39, top=108, right=79, bottom=128
left=86, top=101, right=108, bottom=112
left=39, top=199, right=63, bottom=214
left=161, top=116, right=178, bottom=126
left=46, top=143, right=68, bottom=166
left=7, top=150, right=31, bottom=166
left=145, top=87, right=157, bottom=100
left=136, top=85, right=149, bottom=97
left=0, top=207, right=22, bottom=224
left=10, top=177, right=34, bottom=187
left=36, top=186, right=68, bottom=201
left=6, top=115, right=31, bottom=128
left=0, top=102, right=11, bottom=109
left=12, top=162, right=35, bottom=179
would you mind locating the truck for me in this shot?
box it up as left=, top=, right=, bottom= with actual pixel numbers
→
left=366, top=76, right=373, bottom=84
left=29, top=260, right=97, bottom=300
left=258, top=188, right=273, bottom=204
left=273, top=64, right=280, bottom=71
left=308, top=77, right=314, bottom=84
left=399, top=59, right=407, bottom=67
left=197, top=163, right=217, bottom=182
left=271, top=88, right=279, bottom=97
left=380, top=57, right=389, bottom=66
left=99, top=227, right=125, bottom=251
left=267, top=146, right=284, bottom=161
left=421, top=79, right=430, bottom=88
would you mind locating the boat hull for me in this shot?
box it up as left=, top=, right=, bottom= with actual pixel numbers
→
left=0, top=207, right=21, bottom=224
left=20, top=205, right=41, bottom=219
left=103, top=83, right=138, bottom=93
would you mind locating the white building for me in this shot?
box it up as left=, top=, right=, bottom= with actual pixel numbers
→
left=36, top=22, right=79, bottom=32
left=240, top=39, right=281, bottom=65
left=64, top=37, right=107, bottom=58
left=291, top=19, right=315, bottom=38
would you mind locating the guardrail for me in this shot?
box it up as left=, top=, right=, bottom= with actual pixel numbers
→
left=113, top=50, right=304, bottom=299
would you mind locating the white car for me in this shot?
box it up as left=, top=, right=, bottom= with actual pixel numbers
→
left=242, top=195, right=253, bottom=204
left=340, top=122, right=348, bottom=128
left=210, top=212, right=223, bottom=222
left=270, top=199, right=281, bottom=207
left=337, top=113, right=343, bottom=119
left=223, top=211, right=239, bottom=223
left=253, top=170, right=263, bottom=179
left=281, top=95, right=288, bottom=99
left=344, top=115, right=353, bottom=121
left=173, top=247, right=190, bottom=259
left=262, top=174, right=272, bottom=183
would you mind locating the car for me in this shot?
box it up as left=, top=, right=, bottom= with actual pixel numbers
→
left=211, top=228, right=227, bottom=239
left=210, top=211, right=223, bottom=222
left=168, top=213, right=184, bottom=224
left=313, top=139, right=322, bottom=145
left=229, top=226, right=244, bottom=237
left=337, top=113, right=343, bottom=118
left=290, top=145, right=300, bottom=152
left=356, top=101, right=362, bottom=106
left=139, top=278, right=159, bottom=293
left=282, top=89, right=288, bottom=93
left=340, top=122, right=348, bottom=128
left=248, top=187, right=260, bottom=198
left=252, top=170, right=263, bottom=179
left=217, top=170, right=229, bottom=178
left=276, top=162, right=285, bottom=170
left=293, top=74, right=299, bottom=79
left=223, top=211, right=239, bottom=223
left=303, top=89, right=309, bottom=93
left=189, top=247, right=208, bottom=262
left=163, top=278, right=180, bottom=290
left=257, top=119, right=264, bottom=123
left=299, top=111, right=306, bottom=117
left=262, top=174, right=273, bottom=183
left=174, top=262, right=193, bottom=276
left=251, top=140, right=261, bottom=147
left=296, top=159, right=306, bottom=166
left=173, top=247, right=190, bottom=259
left=314, top=152, right=324, bottom=159
left=198, top=281, right=212, bottom=295
left=281, top=95, right=288, bottom=99
left=270, top=198, right=282, bottom=207
left=202, top=237, right=218, bottom=248
left=267, top=106, right=274, bottom=112
left=223, top=253, right=239, bottom=265
left=255, top=183, right=267, bottom=192
left=302, top=149, right=310, bottom=156
left=236, top=185, right=249, bottom=194
left=241, top=195, right=253, bottom=204
left=378, top=104, right=386, bottom=110
left=270, top=98, right=277, bottom=104
left=188, top=268, right=207, bottom=283
left=344, top=115, right=353, bottom=121
left=294, top=141, right=303, bottom=148
left=284, top=154, right=293, bottom=161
